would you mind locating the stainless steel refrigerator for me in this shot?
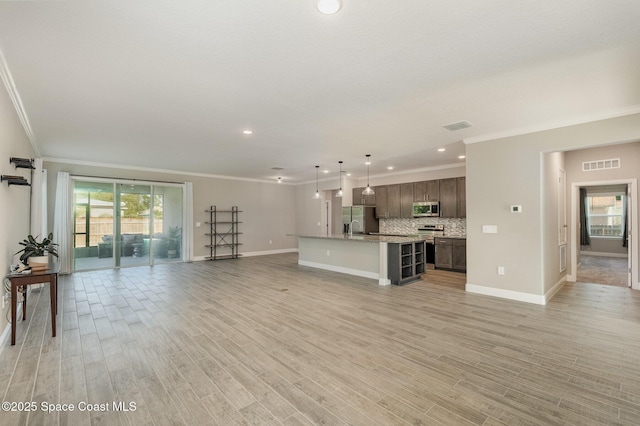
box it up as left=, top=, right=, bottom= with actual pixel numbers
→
left=342, top=206, right=379, bottom=234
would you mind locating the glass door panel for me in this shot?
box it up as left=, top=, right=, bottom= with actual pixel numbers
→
left=152, top=185, right=183, bottom=264
left=118, top=184, right=151, bottom=268
left=72, top=179, right=184, bottom=271
left=73, top=181, right=115, bottom=271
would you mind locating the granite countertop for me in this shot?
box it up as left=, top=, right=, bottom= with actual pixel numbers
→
left=295, top=234, right=425, bottom=244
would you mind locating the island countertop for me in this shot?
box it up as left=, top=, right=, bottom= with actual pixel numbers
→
left=294, top=233, right=425, bottom=244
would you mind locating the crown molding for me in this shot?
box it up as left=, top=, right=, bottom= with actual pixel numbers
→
left=0, top=47, right=39, bottom=156
left=463, top=105, right=640, bottom=145
left=42, top=157, right=294, bottom=185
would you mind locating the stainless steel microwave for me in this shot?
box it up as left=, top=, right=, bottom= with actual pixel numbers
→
left=412, top=201, right=440, bottom=217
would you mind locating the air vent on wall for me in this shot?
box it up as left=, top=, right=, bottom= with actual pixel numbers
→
left=443, top=121, right=472, bottom=131
left=582, top=158, right=620, bottom=172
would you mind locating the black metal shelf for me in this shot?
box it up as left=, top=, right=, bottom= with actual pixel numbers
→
left=206, top=206, right=241, bottom=260
left=1, top=175, right=30, bottom=186
left=10, top=157, right=35, bottom=169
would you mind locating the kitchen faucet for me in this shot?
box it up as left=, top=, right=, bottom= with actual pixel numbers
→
left=349, top=219, right=360, bottom=236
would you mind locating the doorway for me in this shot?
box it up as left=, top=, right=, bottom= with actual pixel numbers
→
left=72, top=178, right=184, bottom=271
left=570, top=180, right=637, bottom=288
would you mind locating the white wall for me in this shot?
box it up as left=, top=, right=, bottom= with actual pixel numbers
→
left=565, top=143, right=640, bottom=258
left=466, top=113, right=640, bottom=302
left=0, top=81, right=36, bottom=337
left=43, top=162, right=299, bottom=258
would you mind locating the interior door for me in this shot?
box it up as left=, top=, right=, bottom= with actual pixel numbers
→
left=628, top=185, right=632, bottom=287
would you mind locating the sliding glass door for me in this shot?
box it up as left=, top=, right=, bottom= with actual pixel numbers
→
left=73, top=178, right=183, bottom=271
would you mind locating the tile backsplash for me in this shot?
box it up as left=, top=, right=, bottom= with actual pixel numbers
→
left=380, top=218, right=466, bottom=237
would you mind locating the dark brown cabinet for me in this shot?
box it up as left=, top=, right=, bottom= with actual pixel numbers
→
left=387, top=184, right=401, bottom=218
left=439, top=177, right=466, bottom=218
left=457, top=177, right=466, bottom=218
left=434, top=238, right=453, bottom=270
left=352, top=187, right=376, bottom=206
left=453, top=239, right=466, bottom=271
left=435, top=237, right=466, bottom=272
left=374, top=185, right=387, bottom=218
left=414, top=180, right=439, bottom=202
left=439, top=178, right=457, bottom=218
left=376, top=184, right=401, bottom=218
left=400, top=183, right=414, bottom=218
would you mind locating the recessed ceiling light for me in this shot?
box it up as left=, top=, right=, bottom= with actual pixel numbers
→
left=346, top=173, right=351, bottom=177
left=387, top=166, right=394, bottom=170
left=242, top=130, right=253, bottom=135
left=438, top=148, right=446, bottom=152
left=323, top=170, right=329, bottom=174
left=458, top=155, right=466, bottom=159
left=277, top=177, right=282, bottom=183
left=317, top=0, right=341, bottom=14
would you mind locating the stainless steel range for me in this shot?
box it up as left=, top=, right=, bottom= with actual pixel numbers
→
left=416, top=224, right=444, bottom=242
left=417, top=224, right=444, bottom=267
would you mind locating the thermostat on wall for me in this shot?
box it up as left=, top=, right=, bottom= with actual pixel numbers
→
left=510, top=205, right=522, bottom=213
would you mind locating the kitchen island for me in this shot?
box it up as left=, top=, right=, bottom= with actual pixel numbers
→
left=296, top=234, right=426, bottom=285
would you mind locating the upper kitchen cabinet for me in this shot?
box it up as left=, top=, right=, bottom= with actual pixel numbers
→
left=439, top=178, right=457, bottom=218
left=400, top=183, right=414, bottom=218
left=414, top=180, right=439, bottom=202
left=375, top=185, right=387, bottom=218
left=352, top=187, right=376, bottom=206
left=439, top=177, right=466, bottom=218
left=387, top=184, right=401, bottom=218
left=375, top=184, right=401, bottom=218
left=457, top=177, right=466, bottom=218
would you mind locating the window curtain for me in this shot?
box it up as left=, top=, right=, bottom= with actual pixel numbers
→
left=53, top=172, right=72, bottom=274
left=623, top=194, right=628, bottom=247
left=182, top=181, right=194, bottom=262
left=579, top=187, right=591, bottom=246
left=30, top=158, right=47, bottom=237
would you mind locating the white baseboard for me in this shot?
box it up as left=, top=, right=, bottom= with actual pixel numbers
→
left=465, top=283, right=546, bottom=305
left=192, top=248, right=298, bottom=262
left=544, top=276, right=567, bottom=303
left=0, top=302, right=23, bottom=354
left=298, top=260, right=379, bottom=281
left=242, top=248, right=298, bottom=257
left=580, top=251, right=628, bottom=258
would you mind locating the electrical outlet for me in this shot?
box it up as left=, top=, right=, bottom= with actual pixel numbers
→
left=326, top=250, right=330, bottom=256
left=269, top=240, right=272, bottom=245
left=498, top=266, right=505, bottom=275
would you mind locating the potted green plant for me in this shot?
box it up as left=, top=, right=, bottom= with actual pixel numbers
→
left=15, top=232, right=59, bottom=271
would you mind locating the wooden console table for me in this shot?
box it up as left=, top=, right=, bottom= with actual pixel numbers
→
left=6, top=265, right=58, bottom=346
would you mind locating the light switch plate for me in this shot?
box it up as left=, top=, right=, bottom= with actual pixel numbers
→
left=482, top=225, right=498, bottom=234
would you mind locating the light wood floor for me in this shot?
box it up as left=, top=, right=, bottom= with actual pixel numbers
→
left=2, top=252, right=640, bottom=425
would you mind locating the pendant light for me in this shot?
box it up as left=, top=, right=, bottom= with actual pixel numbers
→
left=335, top=161, right=343, bottom=198
left=313, top=165, right=321, bottom=199
left=362, top=154, right=375, bottom=195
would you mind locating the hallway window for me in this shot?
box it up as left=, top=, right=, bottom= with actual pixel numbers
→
left=586, top=194, right=624, bottom=237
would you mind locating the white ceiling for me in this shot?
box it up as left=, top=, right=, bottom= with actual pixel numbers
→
left=1, top=0, right=639, bottom=183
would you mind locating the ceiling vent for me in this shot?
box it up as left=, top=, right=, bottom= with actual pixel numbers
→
left=582, top=158, right=620, bottom=172
left=443, top=121, right=472, bottom=131
left=271, top=167, right=284, bottom=170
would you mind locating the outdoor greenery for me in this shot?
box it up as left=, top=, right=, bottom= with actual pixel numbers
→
left=81, top=191, right=164, bottom=218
